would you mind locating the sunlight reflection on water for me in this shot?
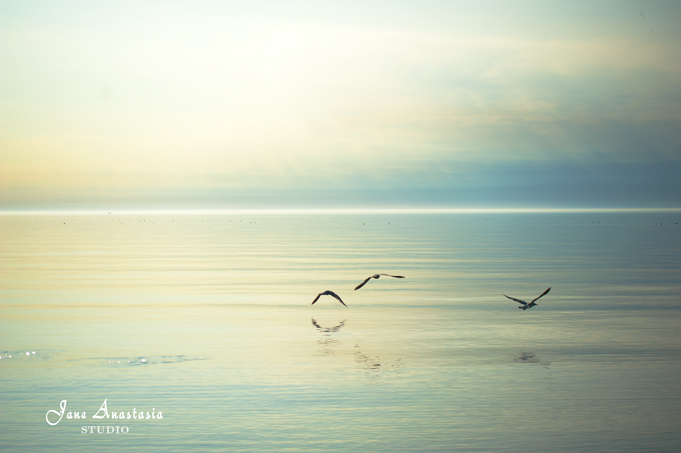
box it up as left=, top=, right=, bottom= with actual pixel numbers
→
left=1, top=212, right=680, bottom=452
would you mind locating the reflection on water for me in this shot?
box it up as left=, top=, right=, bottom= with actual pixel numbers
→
left=309, top=316, right=405, bottom=382
left=0, top=349, right=64, bottom=362
left=311, top=317, right=347, bottom=333
left=312, top=317, right=347, bottom=356
left=75, top=355, right=211, bottom=367
left=1, top=212, right=680, bottom=452
left=316, top=337, right=340, bottom=356
left=514, top=351, right=546, bottom=365
left=354, top=344, right=404, bottom=384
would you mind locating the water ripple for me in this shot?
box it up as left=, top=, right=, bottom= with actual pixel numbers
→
left=0, top=349, right=64, bottom=362
left=76, top=354, right=211, bottom=367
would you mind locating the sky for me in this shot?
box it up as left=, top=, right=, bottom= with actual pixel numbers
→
left=1, top=0, right=680, bottom=210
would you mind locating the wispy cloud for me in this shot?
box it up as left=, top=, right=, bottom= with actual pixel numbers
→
left=1, top=1, right=679, bottom=208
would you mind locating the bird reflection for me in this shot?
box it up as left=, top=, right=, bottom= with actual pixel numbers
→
left=354, top=343, right=404, bottom=383
left=311, top=318, right=347, bottom=333
left=316, top=337, right=339, bottom=356
left=514, top=351, right=541, bottom=363
left=312, top=317, right=347, bottom=356
left=514, top=351, right=551, bottom=367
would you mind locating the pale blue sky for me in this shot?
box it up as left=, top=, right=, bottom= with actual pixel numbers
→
left=1, top=0, right=679, bottom=209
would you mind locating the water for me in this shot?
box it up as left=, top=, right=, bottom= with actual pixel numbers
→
left=1, top=212, right=680, bottom=452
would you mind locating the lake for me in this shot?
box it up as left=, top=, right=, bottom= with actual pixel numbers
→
left=1, top=211, right=680, bottom=452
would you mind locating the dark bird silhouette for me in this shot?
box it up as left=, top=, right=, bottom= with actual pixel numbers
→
left=354, top=273, right=405, bottom=290
left=504, top=287, right=551, bottom=310
left=312, top=290, right=347, bottom=307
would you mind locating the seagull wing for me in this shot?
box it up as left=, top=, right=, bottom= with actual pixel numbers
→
left=504, top=294, right=528, bottom=306
left=531, top=287, right=551, bottom=303
left=378, top=274, right=406, bottom=278
left=311, top=293, right=322, bottom=305
left=328, top=291, right=347, bottom=307
left=354, top=276, right=372, bottom=290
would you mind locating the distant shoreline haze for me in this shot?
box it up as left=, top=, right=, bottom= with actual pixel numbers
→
left=1, top=207, right=680, bottom=216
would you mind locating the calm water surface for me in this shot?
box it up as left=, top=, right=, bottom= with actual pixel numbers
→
left=1, top=212, right=680, bottom=452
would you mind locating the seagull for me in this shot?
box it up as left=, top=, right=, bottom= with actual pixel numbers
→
left=354, top=274, right=405, bottom=290
left=504, top=287, right=551, bottom=310
left=311, top=290, right=347, bottom=307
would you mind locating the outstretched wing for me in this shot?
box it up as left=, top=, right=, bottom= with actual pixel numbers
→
left=379, top=274, right=405, bottom=279
left=503, top=294, right=528, bottom=306
left=328, top=291, right=347, bottom=307
left=311, top=293, right=322, bottom=305
left=354, top=276, right=373, bottom=290
left=531, top=287, right=551, bottom=303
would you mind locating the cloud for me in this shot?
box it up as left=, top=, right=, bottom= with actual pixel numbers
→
left=2, top=1, right=680, bottom=208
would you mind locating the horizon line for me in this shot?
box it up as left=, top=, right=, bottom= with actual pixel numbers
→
left=1, top=207, right=680, bottom=215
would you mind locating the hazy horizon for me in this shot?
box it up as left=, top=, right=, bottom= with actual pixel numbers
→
left=2, top=207, right=681, bottom=215
left=2, top=1, right=680, bottom=210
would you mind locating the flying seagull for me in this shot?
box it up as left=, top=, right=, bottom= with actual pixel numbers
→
left=504, top=287, right=551, bottom=310
left=354, top=274, right=405, bottom=290
left=312, top=290, right=347, bottom=307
